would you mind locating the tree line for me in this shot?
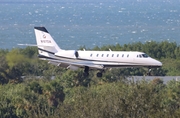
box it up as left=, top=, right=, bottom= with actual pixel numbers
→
left=0, top=41, right=180, bottom=117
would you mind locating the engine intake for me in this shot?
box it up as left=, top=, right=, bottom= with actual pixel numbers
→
left=75, top=51, right=79, bottom=58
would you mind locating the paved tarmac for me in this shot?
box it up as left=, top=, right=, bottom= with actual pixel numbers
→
left=127, top=76, right=180, bottom=84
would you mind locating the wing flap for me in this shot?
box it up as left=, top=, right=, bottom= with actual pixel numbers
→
left=48, top=60, right=104, bottom=69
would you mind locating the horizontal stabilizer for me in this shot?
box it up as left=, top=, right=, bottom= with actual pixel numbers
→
left=18, top=44, right=53, bottom=47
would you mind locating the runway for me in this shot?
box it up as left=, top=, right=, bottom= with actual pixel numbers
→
left=127, top=76, right=180, bottom=84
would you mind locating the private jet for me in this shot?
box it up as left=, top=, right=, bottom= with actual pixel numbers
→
left=26, top=27, right=162, bottom=77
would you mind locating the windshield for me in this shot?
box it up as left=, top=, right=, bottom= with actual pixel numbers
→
left=142, top=54, right=149, bottom=58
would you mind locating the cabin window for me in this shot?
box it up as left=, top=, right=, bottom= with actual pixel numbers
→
left=137, top=55, right=138, bottom=57
left=122, top=54, right=124, bottom=57
left=97, top=54, right=99, bottom=57
left=102, top=54, right=104, bottom=57
left=127, top=54, right=129, bottom=57
left=107, top=54, right=109, bottom=57
left=90, top=54, right=93, bottom=57
left=112, top=54, right=114, bottom=57
left=117, top=54, right=119, bottom=57
left=139, top=54, right=142, bottom=58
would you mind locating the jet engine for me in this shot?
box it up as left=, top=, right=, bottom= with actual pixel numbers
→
left=55, top=50, right=79, bottom=59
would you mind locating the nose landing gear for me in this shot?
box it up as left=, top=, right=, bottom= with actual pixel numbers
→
left=147, top=68, right=152, bottom=76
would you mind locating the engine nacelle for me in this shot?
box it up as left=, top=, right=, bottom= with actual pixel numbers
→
left=55, top=50, right=79, bottom=58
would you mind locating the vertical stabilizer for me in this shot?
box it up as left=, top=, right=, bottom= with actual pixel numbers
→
left=34, top=27, right=61, bottom=56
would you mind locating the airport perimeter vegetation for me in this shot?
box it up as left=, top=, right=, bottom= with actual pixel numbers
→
left=1, top=41, right=180, bottom=117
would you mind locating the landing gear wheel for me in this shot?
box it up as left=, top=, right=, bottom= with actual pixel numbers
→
left=83, top=72, right=89, bottom=77
left=96, top=72, right=102, bottom=78
left=147, top=68, right=152, bottom=76
left=83, top=66, right=89, bottom=77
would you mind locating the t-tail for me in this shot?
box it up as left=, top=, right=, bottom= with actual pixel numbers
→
left=34, top=27, right=62, bottom=57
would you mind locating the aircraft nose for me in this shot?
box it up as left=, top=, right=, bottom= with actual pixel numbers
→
left=157, top=61, right=162, bottom=67
left=155, top=60, right=162, bottom=67
left=150, top=58, right=162, bottom=67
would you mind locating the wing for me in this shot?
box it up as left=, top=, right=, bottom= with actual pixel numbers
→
left=48, top=59, right=104, bottom=70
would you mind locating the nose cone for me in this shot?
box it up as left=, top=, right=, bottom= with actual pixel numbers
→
left=156, top=60, right=162, bottom=67
left=153, top=59, right=162, bottom=67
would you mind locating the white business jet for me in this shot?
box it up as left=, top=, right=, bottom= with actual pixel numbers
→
left=31, top=27, right=162, bottom=77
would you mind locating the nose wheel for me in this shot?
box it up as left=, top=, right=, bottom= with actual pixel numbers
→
left=147, top=68, right=152, bottom=76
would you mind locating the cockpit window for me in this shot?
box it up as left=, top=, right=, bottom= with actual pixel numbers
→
left=137, top=54, right=149, bottom=58
left=142, top=54, right=149, bottom=58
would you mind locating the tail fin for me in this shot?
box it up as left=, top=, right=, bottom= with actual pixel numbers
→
left=34, top=27, right=61, bottom=55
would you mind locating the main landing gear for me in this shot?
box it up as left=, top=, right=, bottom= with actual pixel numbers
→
left=96, top=70, right=104, bottom=77
left=83, top=66, right=89, bottom=76
left=83, top=66, right=104, bottom=78
left=96, top=72, right=102, bottom=78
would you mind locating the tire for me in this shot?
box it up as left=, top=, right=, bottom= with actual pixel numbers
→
left=96, top=72, right=102, bottom=77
